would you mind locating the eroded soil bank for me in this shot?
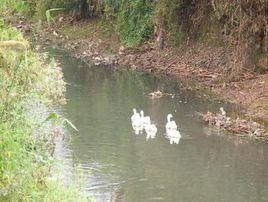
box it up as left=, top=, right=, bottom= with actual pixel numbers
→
left=22, top=17, right=268, bottom=138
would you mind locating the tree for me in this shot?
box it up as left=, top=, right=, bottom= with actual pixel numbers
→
left=80, top=0, right=89, bottom=18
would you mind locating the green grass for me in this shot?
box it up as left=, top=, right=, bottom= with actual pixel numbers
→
left=0, top=19, right=91, bottom=201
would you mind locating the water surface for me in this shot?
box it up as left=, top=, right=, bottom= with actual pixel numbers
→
left=52, top=50, right=268, bottom=202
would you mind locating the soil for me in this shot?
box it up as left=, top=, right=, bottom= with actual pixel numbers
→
left=19, top=17, right=268, bottom=138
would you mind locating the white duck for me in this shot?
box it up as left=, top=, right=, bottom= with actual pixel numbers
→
left=165, top=114, right=177, bottom=131
left=169, top=136, right=181, bottom=144
left=140, top=110, right=151, bottom=126
left=132, top=123, right=143, bottom=135
left=145, top=118, right=157, bottom=136
left=131, top=108, right=140, bottom=123
left=166, top=128, right=181, bottom=144
left=146, top=133, right=156, bottom=140
left=167, top=129, right=181, bottom=138
left=131, top=109, right=143, bottom=131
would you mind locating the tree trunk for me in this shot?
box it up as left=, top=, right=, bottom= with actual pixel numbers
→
left=80, top=0, right=89, bottom=18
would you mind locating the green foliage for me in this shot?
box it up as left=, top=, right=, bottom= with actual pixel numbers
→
left=0, top=0, right=73, bottom=19
left=103, top=0, right=122, bottom=18
left=0, top=0, right=26, bottom=15
left=46, top=8, right=65, bottom=25
left=34, top=0, right=67, bottom=20
left=0, top=20, right=89, bottom=201
left=115, top=0, right=154, bottom=46
left=154, top=0, right=184, bottom=45
left=96, top=0, right=155, bottom=46
left=44, top=112, right=79, bottom=132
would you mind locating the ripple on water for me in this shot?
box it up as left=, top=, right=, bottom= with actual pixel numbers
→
left=53, top=51, right=268, bottom=202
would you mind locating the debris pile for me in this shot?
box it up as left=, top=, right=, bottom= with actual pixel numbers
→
left=201, top=108, right=268, bottom=140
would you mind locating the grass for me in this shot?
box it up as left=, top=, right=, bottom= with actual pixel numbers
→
left=0, top=20, right=91, bottom=201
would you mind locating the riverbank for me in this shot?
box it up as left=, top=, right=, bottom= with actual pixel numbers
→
left=23, top=17, right=268, bottom=138
left=0, top=21, right=90, bottom=200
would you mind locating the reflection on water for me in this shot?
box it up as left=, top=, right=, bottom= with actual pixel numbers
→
left=166, top=134, right=181, bottom=145
left=49, top=49, right=268, bottom=202
left=146, top=133, right=156, bottom=141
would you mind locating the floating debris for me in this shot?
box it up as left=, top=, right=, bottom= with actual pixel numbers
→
left=200, top=107, right=268, bottom=140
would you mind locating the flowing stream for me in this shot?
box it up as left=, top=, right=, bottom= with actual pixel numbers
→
left=50, top=49, right=268, bottom=202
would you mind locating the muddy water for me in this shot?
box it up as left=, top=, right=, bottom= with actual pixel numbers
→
left=52, top=50, right=268, bottom=202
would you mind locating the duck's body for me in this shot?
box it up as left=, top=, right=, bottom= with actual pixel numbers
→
left=140, top=110, right=151, bottom=126
left=169, top=136, right=181, bottom=144
left=167, top=129, right=181, bottom=138
left=132, top=118, right=143, bottom=128
left=165, top=114, right=177, bottom=131
left=132, top=123, right=143, bottom=135
left=131, top=108, right=140, bottom=123
left=145, top=122, right=157, bottom=135
left=143, top=117, right=157, bottom=136
left=146, top=133, right=156, bottom=140
left=166, top=128, right=181, bottom=144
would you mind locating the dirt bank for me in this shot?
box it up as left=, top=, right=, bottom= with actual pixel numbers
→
left=22, top=17, right=268, bottom=137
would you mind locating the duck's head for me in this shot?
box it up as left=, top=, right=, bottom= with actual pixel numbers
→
left=167, top=114, right=173, bottom=118
left=140, top=110, right=144, bottom=117
left=133, top=108, right=137, bottom=113
left=167, top=114, right=173, bottom=121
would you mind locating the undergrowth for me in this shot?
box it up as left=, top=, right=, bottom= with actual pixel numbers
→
left=115, top=0, right=154, bottom=46
left=0, top=2, right=90, bottom=200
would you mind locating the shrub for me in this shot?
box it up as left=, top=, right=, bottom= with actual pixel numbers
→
left=115, top=0, right=154, bottom=46
left=0, top=20, right=89, bottom=201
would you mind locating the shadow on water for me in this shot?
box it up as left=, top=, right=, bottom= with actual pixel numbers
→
left=48, top=48, right=268, bottom=202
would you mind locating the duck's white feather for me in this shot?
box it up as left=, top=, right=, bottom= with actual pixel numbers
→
left=131, top=108, right=140, bottom=123
left=165, top=114, right=177, bottom=131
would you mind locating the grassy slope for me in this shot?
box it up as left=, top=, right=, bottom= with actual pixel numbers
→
left=0, top=22, right=90, bottom=202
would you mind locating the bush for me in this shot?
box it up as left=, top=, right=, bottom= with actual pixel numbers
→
left=115, top=0, right=154, bottom=46
left=0, top=20, right=89, bottom=201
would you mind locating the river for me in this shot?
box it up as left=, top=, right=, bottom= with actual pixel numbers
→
left=51, top=49, right=268, bottom=202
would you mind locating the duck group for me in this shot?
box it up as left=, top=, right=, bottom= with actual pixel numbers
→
left=131, top=108, right=181, bottom=144
left=131, top=109, right=157, bottom=138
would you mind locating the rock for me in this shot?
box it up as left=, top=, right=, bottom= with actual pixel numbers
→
left=104, top=56, right=110, bottom=62
left=131, top=64, right=137, bottom=70
left=118, top=46, right=125, bottom=55
left=94, top=56, right=101, bottom=61
left=59, top=17, right=64, bottom=22
left=53, top=30, right=58, bottom=36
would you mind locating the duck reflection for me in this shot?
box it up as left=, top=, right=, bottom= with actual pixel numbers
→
left=132, top=123, right=143, bottom=135
left=166, top=128, right=182, bottom=145
left=146, top=132, right=156, bottom=141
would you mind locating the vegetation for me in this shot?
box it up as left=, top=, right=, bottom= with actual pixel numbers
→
left=0, top=1, right=90, bottom=201
left=0, top=0, right=267, bottom=199
left=4, top=0, right=266, bottom=48
left=115, top=0, right=154, bottom=46
left=9, top=0, right=265, bottom=66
